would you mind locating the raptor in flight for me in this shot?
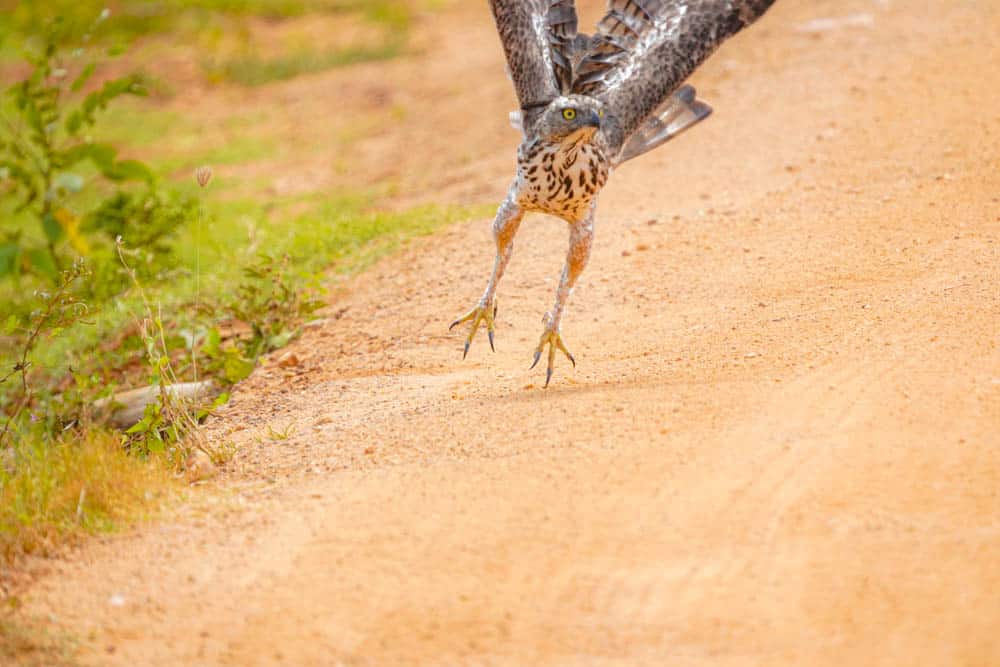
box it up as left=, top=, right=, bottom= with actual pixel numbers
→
left=451, top=0, right=777, bottom=386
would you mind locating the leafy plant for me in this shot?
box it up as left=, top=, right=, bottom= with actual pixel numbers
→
left=114, top=240, right=207, bottom=467
left=218, top=253, right=325, bottom=361
left=0, top=260, right=91, bottom=450
left=0, top=13, right=152, bottom=283
left=84, top=188, right=197, bottom=298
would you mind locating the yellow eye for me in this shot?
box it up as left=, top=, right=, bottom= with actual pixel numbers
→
left=562, top=108, right=577, bottom=121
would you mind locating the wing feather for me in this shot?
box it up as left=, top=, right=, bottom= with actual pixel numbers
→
left=546, top=1, right=580, bottom=92
left=575, top=0, right=777, bottom=152
left=488, top=1, right=581, bottom=131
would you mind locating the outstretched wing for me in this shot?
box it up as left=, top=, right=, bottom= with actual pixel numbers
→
left=489, top=0, right=580, bottom=131
left=575, top=0, right=777, bottom=153
left=616, top=84, right=713, bottom=164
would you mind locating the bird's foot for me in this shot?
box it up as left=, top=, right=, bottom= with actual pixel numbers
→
left=449, top=299, right=497, bottom=359
left=530, top=326, right=575, bottom=388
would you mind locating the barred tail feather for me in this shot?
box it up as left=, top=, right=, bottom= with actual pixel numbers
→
left=615, top=85, right=712, bottom=165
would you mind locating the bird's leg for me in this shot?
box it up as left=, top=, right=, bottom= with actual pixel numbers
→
left=532, top=213, right=594, bottom=387
left=450, top=192, right=524, bottom=358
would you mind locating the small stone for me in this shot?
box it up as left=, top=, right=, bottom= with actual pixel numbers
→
left=277, top=352, right=300, bottom=368
left=109, top=594, right=126, bottom=607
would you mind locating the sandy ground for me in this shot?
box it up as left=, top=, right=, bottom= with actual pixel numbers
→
left=17, top=0, right=1000, bottom=664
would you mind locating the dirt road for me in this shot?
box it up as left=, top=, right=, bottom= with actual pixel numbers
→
left=21, top=0, right=1000, bottom=664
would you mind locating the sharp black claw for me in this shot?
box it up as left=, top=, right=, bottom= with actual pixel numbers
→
left=530, top=350, right=541, bottom=370
left=545, top=367, right=553, bottom=388
left=462, top=340, right=470, bottom=360
left=449, top=319, right=460, bottom=331
left=568, top=354, right=576, bottom=368
left=488, top=330, right=495, bottom=352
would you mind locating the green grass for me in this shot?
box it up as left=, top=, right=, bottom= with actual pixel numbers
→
left=0, top=188, right=488, bottom=391
left=206, top=40, right=406, bottom=86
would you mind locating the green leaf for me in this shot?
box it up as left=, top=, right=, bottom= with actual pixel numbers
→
left=0, top=160, right=36, bottom=193
left=56, top=144, right=153, bottom=183
left=0, top=243, right=20, bottom=277
left=64, top=110, right=83, bottom=135
left=205, top=327, right=222, bottom=353
left=26, top=248, right=58, bottom=281
left=58, top=143, right=116, bottom=171
left=108, top=159, right=153, bottom=183
left=70, top=63, right=96, bottom=92
left=42, top=213, right=64, bottom=244
left=267, top=330, right=294, bottom=350
left=223, top=351, right=255, bottom=384
left=70, top=74, right=147, bottom=133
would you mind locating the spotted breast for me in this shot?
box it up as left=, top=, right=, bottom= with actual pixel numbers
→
left=515, top=139, right=611, bottom=222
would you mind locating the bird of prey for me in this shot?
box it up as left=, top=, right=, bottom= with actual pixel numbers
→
left=451, top=0, right=777, bottom=386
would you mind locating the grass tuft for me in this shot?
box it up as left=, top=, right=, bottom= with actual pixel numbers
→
left=0, top=429, right=177, bottom=564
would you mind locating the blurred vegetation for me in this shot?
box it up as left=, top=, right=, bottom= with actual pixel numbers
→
left=0, top=0, right=435, bottom=86
left=0, top=0, right=419, bottom=43
left=0, top=0, right=481, bottom=586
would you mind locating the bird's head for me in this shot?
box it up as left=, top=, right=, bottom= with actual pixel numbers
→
left=536, top=95, right=604, bottom=145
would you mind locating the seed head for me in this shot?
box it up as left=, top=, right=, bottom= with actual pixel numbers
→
left=195, top=166, right=213, bottom=188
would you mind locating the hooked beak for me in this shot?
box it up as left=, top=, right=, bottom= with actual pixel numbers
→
left=583, top=110, right=602, bottom=128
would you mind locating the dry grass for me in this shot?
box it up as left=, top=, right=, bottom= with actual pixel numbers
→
left=0, top=427, right=171, bottom=663
left=0, top=429, right=178, bottom=565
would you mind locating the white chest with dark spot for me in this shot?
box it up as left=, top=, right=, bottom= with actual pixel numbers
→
left=515, top=140, right=611, bottom=221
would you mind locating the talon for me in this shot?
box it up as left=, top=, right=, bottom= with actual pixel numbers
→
left=557, top=339, right=576, bottom=367
left=450, top=300, right=496, bottom=359
left=531, top=328, right=576, bottom=386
